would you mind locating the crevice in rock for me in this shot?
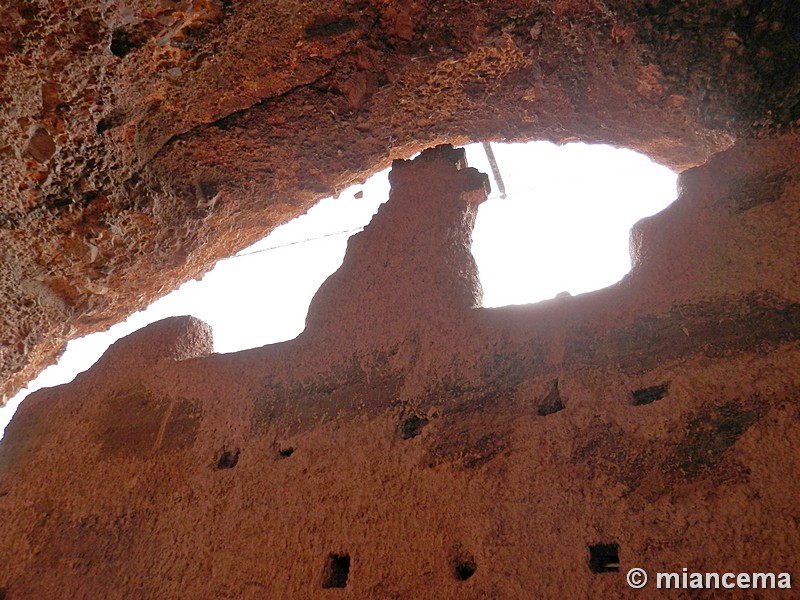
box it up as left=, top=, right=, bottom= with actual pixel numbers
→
left=137, top=67, right=335, bottom=170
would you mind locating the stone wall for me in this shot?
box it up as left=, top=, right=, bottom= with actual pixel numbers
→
left=1, top=143, right=798, bottom=598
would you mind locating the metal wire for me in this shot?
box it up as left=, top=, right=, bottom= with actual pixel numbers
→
left=229, top=227, right=364, bottom=259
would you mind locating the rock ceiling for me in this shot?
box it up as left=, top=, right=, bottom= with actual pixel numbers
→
left=1, top=0, right=799, bottom=401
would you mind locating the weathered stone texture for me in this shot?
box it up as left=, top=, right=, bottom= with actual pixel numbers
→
left=2, top=0, right=800, bottom=596
left=0, top=143, right=798, bottom=598
left=2, top=0, right=800, bottom=401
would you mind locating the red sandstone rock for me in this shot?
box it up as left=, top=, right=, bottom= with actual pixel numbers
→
left=2, top=1, right=800, bottom=400
left=1, top=3, right=800, bottom=596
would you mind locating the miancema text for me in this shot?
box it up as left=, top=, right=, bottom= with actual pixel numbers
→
left=658, top=569, right=791, bottom=590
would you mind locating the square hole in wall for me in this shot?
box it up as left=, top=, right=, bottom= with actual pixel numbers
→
left=632, top=383, right=669, bottom=406
left=322, top=553, right=350, bottom=588
left=401, top=415, right=429, bottom=439
left=216, top=448, right=240, bottom=469
left=588, top=543, right=620, bottom=573
left=454, top=558, right=477, bottom=581
left=536, top=379, right=564, bottom=416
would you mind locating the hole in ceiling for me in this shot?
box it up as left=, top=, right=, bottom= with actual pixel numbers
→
left=0, top=141, right=676, bottom=439
left=467, top=141, right=677, bottom=308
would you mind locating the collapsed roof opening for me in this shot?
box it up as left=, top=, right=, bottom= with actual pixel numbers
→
left=1, top=141, right=675, bottom=438
left=467, top=141, right=678, bottom=307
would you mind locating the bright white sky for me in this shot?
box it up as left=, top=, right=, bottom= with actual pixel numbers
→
left=0, top=141, right=677, bottom=437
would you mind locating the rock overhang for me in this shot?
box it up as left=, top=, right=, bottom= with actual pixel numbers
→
left=1, top=0, right=799, bottom=402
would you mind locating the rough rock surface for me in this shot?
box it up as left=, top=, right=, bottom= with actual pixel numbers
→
left=2, top=0, right=800, bottom=401
left=1, top=143, right=798, bottom=598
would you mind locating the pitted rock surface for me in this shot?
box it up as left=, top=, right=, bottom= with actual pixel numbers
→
left=2, top=0, right=800, bottom=400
